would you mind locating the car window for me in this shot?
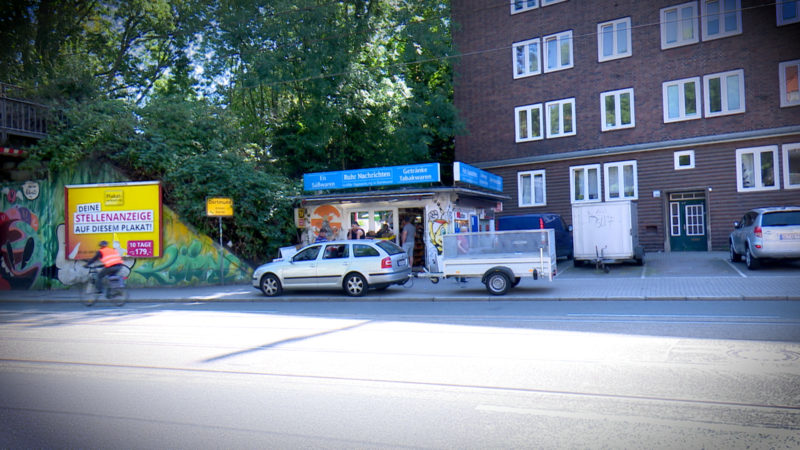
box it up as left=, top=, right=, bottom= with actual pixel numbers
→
left=353, top=244, right=380, bottom=257
left=293, top=246, right=321, bottom=261
left=761, top=211, right=800, bottom=226
left=323, top=244, right=349, bottom=259
left=375, top=240, right=404, bottom=255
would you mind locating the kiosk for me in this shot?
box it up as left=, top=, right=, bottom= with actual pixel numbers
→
left=298, top=163, right=508, bottom=272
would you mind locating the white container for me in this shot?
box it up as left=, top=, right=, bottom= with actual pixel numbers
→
left=572, top=201, right=643, bottom=264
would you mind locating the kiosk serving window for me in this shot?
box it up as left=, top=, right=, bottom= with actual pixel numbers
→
left=346, top=208, right=397, bottom=240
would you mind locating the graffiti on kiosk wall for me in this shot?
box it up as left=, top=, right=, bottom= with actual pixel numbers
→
left=426, top=201, right=453, bottom=255
left=0, top=163, right=250, bottom=290
left=309, top=204, right=342, bottom=240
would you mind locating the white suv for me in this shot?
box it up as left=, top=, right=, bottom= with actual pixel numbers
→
left=729, top=207, right=800, bottom=269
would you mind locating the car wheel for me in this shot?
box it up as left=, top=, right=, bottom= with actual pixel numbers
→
left=344, top=273, right=368, bottom=297
left=745, top=246, right=760, bottom=270
left=729, top=242, right=741, bottom=262
left=485, top=272, right=510, bottom=295
left=260, top=274, right=282, bottom=297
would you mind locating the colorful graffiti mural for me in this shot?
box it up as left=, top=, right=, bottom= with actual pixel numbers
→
left=0, top=164, right=251, bottom=290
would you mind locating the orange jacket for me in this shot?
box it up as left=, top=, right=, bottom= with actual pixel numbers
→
left=99, top=247, right=123, bottom=267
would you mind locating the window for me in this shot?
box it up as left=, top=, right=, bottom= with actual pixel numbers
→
left=783, top=143, right=800, bottom=189
left=779, top=59, right=800, bottom=108
left=518, top=170, right=546, bottom=206
left=515, top=104, right=543, bottom=142
left=660, top=2, right=699, bottom=49
left=703, top=69, right=745, bottom=117
left=570, top=164, right=601, bottom=203
left=293, top=245, right=321, bottom=261
left=545, top=98, right=575, bottom=138
left=662, top=77, right=701, bottom=122
left=701, top=0, right=742, bottom=41
left=541, top=0, right=566, bottom=5
left=597, top=17, right=632, bottom=62
left=513, top=38, right=541, bottom=79
left=601, top=88, right=634, bottom=131
left=323, top=244, right=349, bottom=260
left=543, top=30, right=573, bottom=73
left=777, top=0, right=800, bottom=25
left=353, top=244, right=380, bottom=257
left=736, top=146, right=779, bottom=192
left=511, top=0, right=538, bottom=14
left=604, top=161, right=638, bottom=200
left=674, top=150, right=696, bottom=170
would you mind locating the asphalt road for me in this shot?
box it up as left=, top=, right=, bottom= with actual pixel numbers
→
left=1, top=300, right=799, bottom=449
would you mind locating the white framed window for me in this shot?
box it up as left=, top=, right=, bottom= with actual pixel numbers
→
left=783, top=143, right=800, bottom=189
left=604, top=160, right=638, bottom=201
left=663, top=77, right=701, bottom=122
left=513, top=38, right=541, bottom=79
left=777, top=0, right=800, bottom=25
left=541, top=0, right=566, bottom=5
left=597, top=17, right=632, bottom=62
left=545, top=98, right=576, bottom=138
left=601, top=88, right=635, bottom=131
left=518, top=170, right=547, bottom=206
left=701, top=0, right=742, bottom=41
left=779, top=59, right=800, bottom=108
left=736, top=146, right=779, bottom=192
left=703, top=69, right=745, bottom=117
left=543, top=30, right=573, bottom=73
left=570, top=164, right=601, bottom=203
left=515, top=104, right=544, bottom=142
left=674, top=150, right=696, bottom=170
left=511, top=0, right=538, bottom=14
left=660, top=2, right=699, bottom=49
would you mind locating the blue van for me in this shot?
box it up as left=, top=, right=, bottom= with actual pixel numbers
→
left=496, top=213, right=574, bottom=259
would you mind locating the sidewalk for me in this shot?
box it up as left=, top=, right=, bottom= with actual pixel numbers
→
left=1, top=252, right=799, bottom=303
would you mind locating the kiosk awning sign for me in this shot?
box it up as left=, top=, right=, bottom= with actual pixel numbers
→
left=304, top=163, right=440, bottom=191
left=206, top=197, right=234, bottom=217
left=65, top=181, right=162, bottom=259
left=454, top=162, right=503, bottom=192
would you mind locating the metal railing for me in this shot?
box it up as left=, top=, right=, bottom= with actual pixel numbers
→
left=1, top=83, right=49, bottom=142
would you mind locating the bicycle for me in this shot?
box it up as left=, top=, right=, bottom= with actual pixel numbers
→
left=79, top=265, right=129, bottom=307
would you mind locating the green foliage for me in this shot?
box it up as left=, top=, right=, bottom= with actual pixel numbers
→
left=9, top=0, right=458, bottom=264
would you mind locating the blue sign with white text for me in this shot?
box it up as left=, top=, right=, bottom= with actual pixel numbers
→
left=304, top=163, right=441, bottom=191
left=453, top=162, right=503, bottom=192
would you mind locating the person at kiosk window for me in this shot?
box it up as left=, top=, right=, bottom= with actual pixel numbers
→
left=347, top=221, right=365, bottom=240
left=315, top=229, right=329, bottom=242
left=84, top=240, right=123, bottom=294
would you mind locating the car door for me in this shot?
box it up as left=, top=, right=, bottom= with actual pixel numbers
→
left=316, top=243, right=351, bottom=287
left=282, top=245, right=322, bottom=288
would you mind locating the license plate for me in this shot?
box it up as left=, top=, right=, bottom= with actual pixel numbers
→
left=398, top=258, right=407, bottom=267
left=779, top=233, right=800, bottom=240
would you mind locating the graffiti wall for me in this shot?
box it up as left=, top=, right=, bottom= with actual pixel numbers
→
left=1, top=164, right=251, bottom=290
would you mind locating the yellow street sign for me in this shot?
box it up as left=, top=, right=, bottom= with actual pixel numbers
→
left=206, top=197, right=234, bottom=217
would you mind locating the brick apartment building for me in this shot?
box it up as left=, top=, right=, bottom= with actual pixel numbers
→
left=452, top=0, right=800, bottom=252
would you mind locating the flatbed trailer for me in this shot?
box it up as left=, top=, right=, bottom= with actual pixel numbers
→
left=418, top=229, right=556, bottom=295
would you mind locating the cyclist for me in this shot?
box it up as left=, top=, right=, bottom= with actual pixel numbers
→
left=85, top=240, right=124, bottom=294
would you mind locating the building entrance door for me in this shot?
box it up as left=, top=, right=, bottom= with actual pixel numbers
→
left=668, top=192, right=708, bottom=251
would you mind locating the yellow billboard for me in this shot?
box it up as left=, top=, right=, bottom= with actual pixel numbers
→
left=65, top=181, right=162, bottom=260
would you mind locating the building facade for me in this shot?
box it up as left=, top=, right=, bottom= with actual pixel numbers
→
left=452, top=0, right=800, bottom=252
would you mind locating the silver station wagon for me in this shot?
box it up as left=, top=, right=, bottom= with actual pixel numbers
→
left=729, top=206, right=800, bottom=269
left=253, top=240, right=411, bottom=297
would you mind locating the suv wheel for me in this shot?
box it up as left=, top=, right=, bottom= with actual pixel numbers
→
left=745, top=246, right=760, bottom=270
left=344, top=273, right=368, bottom=297
left=729, top=242, right=741, bottom=262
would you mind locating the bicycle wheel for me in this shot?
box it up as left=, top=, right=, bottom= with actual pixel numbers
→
left=111, top=287, right=129, bottom=306
left=79, top=281, right=98, bottom=306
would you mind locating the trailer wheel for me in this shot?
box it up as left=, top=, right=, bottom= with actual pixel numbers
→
left=485, top=272, right=510, bottom=295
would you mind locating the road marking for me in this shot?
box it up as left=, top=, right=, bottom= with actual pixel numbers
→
left=723, top=258, right=748, bottom=278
